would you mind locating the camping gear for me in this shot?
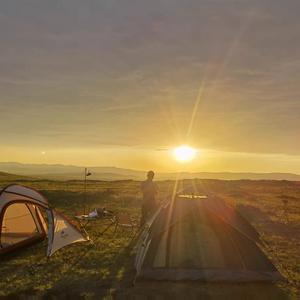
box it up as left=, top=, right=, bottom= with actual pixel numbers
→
left=134, top=192, right=284, bottom=282
left=75, top=207, right=114, bottom=222
left=88, top=209, right=98, bottom=218
left=0, top=184, right=89, bottom=256
left=75, top=207, right=114, bottom=231
left=87, top=211, right=139, bottom=237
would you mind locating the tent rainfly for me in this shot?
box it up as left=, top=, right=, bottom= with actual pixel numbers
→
left=134, top=193, right=284, bottom=282
left=0, top=184, right=89, bottom=256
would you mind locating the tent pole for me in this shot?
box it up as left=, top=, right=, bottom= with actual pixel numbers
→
left=84, top=168, right=87, bottom=215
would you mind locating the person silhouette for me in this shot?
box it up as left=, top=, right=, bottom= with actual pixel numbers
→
left=140, top=170, right=158, bottom=227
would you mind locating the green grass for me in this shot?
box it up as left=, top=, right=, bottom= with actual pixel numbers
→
left=0, top=179, right=299, bottom=299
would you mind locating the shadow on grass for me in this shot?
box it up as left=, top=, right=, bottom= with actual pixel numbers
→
left=116, top=282, right=291, bottom=300
left=42, top=190, right=113, bottom=212
left=39, top=227, right=141, bottom=299
left=237, top=204, right=300, bottom=240
left=42, top=189, right=140, bottom=216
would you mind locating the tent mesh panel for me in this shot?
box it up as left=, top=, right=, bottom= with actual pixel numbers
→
left=1, top=203, right=40, bottom=248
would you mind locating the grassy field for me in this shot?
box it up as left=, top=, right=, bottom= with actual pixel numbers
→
left=0, top=178, right=299, bottom=299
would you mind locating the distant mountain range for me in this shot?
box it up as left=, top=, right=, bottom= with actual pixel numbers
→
left=0, top=162, right=300, bottom=181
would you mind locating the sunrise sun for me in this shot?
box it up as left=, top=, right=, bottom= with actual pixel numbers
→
left=173, top=145, right=197, bottom=162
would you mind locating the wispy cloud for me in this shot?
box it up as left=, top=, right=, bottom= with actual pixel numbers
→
left=0, top=0, right=299, bottom=162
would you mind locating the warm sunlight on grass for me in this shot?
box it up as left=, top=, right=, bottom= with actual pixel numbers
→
left=173, top=145, right=198, bottom=162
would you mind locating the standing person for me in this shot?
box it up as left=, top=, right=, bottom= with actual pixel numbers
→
left=140, top=170, right=158, bottom=227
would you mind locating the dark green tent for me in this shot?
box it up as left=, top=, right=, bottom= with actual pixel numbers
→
left=134, top=193, right=283, bottom=282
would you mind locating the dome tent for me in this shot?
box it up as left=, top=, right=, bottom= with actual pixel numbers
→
left=0, top=184, right=89, bottom=256
left=134, top=192, right=283, bottom=282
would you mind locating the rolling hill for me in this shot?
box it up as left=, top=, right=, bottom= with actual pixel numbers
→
left=0, top=171, right=34, bottom=182
left=0, top=162, right=300, bottom=181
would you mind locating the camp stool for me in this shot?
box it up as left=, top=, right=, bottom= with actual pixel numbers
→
left=112, top=212, right=138, bottom=237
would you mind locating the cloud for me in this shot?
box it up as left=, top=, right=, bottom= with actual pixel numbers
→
left=0, top=0, right=300, bottom=157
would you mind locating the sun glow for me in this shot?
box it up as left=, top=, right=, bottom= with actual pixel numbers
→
left=173, top=145, right=197, bottom=162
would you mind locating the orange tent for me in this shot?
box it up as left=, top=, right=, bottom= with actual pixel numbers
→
left=0, top=184, right=89, bottom=256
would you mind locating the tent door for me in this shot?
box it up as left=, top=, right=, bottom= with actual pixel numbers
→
left=0, top=202, right=46, bottom=253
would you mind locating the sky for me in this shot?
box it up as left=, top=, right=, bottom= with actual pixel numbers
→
left=0, top=0, right=300, bottom=173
